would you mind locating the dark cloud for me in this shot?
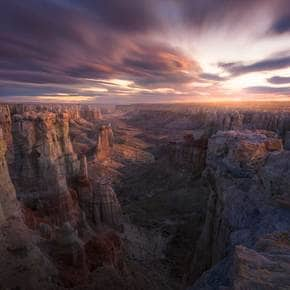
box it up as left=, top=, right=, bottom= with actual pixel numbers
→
left=119, top=43, right=201, bottom=87
left=220, top=56, right=290, bottom=76
left=170, top=0, right=279, bottom=33
left=270, top=15, right=290, bottom=34
left=0, top=83, right=71, bottom=97
left=200, top=73, right=227, bottom=82
left=0, top=0, right=202, bottom=98
left=268, top=76, right=290, bottom=84
left=72, top=0, right=158, bottom=32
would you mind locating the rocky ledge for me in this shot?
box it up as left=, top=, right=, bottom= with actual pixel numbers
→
left=189, top=130, right=290, bottom=289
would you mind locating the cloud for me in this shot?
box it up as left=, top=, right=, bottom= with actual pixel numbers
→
left=200, top=73, right=227, bottom=82
left=245, top=86, right=290, bottom=95
left=220, top=56, right=290, bottom=76
left=268, top=76, right=290, bottom=84
left=270, top=15, right=290, bottom=34
left=1, top=0, right=290, bottom=102
left=72, top=0, right=159, bottom=32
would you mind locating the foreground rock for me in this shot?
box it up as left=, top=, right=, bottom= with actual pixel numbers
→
left=0, top=122, right=59, bottom=289
left=189, top=130, right=290, bottom=289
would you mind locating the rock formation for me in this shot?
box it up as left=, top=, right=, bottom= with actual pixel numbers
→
left=11, top=111, right=80, bottom=226
left=0, top=122, right=60, bottom=289
left=188, top=130, right=290, bottom=289
left=2, top=102, right=290, bottom=289
left=0, top=104, right=13, bottom=150
left=164, top=133, right=208, bottom=177
left=0, top=126, right=20, bottom=223
left=96, top=124, right=114, bottom=162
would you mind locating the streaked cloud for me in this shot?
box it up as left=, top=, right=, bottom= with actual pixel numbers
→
left=1, top=0, right=290, bottom=102
left=268, top=76, right=290, bottom=84
left=220, top=55, right=290, bottom=76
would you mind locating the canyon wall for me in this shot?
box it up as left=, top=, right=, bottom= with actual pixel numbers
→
left=0, top=126, right=20, bottom=223
left=189, top=130, right=290, bottom=289
left=126, top=107, right=290, bottom=146
left=2, top=102, right=290, bottom=289
left=0, top=103, right=127, bottom=289
left=12, top=111, right=80, bottom=226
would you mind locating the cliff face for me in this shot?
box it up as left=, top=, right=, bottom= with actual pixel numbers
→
left=76, top=166, right=122, bottom=229
left=0, top=104, right=127, bottom=289
left=8, top=105, right=120, bottom=230
left=127, top=107, right=290, bottom=147
left=0, top=126, right=20, bottom=223
left=11, top=111, right=80, bottom=226
left=189, top=130, right=290, bottom=289
left=0, top=119, right=59, bottom=290
left=164, top=133, right=208, bottom=177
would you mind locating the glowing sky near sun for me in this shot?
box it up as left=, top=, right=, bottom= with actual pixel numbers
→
left=1, top=0, right=290, bottom=103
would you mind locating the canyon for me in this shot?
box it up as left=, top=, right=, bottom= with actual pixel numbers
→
left=0, top=102, right=290, bottom=289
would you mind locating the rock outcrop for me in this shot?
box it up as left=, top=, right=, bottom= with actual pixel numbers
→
left=189, top=130, right=290, bottom=289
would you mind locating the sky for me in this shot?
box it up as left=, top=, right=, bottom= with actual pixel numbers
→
left=1, top=0, right=290, bottom=103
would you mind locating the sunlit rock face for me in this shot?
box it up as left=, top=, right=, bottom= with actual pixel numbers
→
left=11, top=111, right=80, bottom=226
left=96, top=124, right=114, bottom=161
left=189, top=130, right=290, bottom=289
left=9, top=103, right=102, bottom=124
